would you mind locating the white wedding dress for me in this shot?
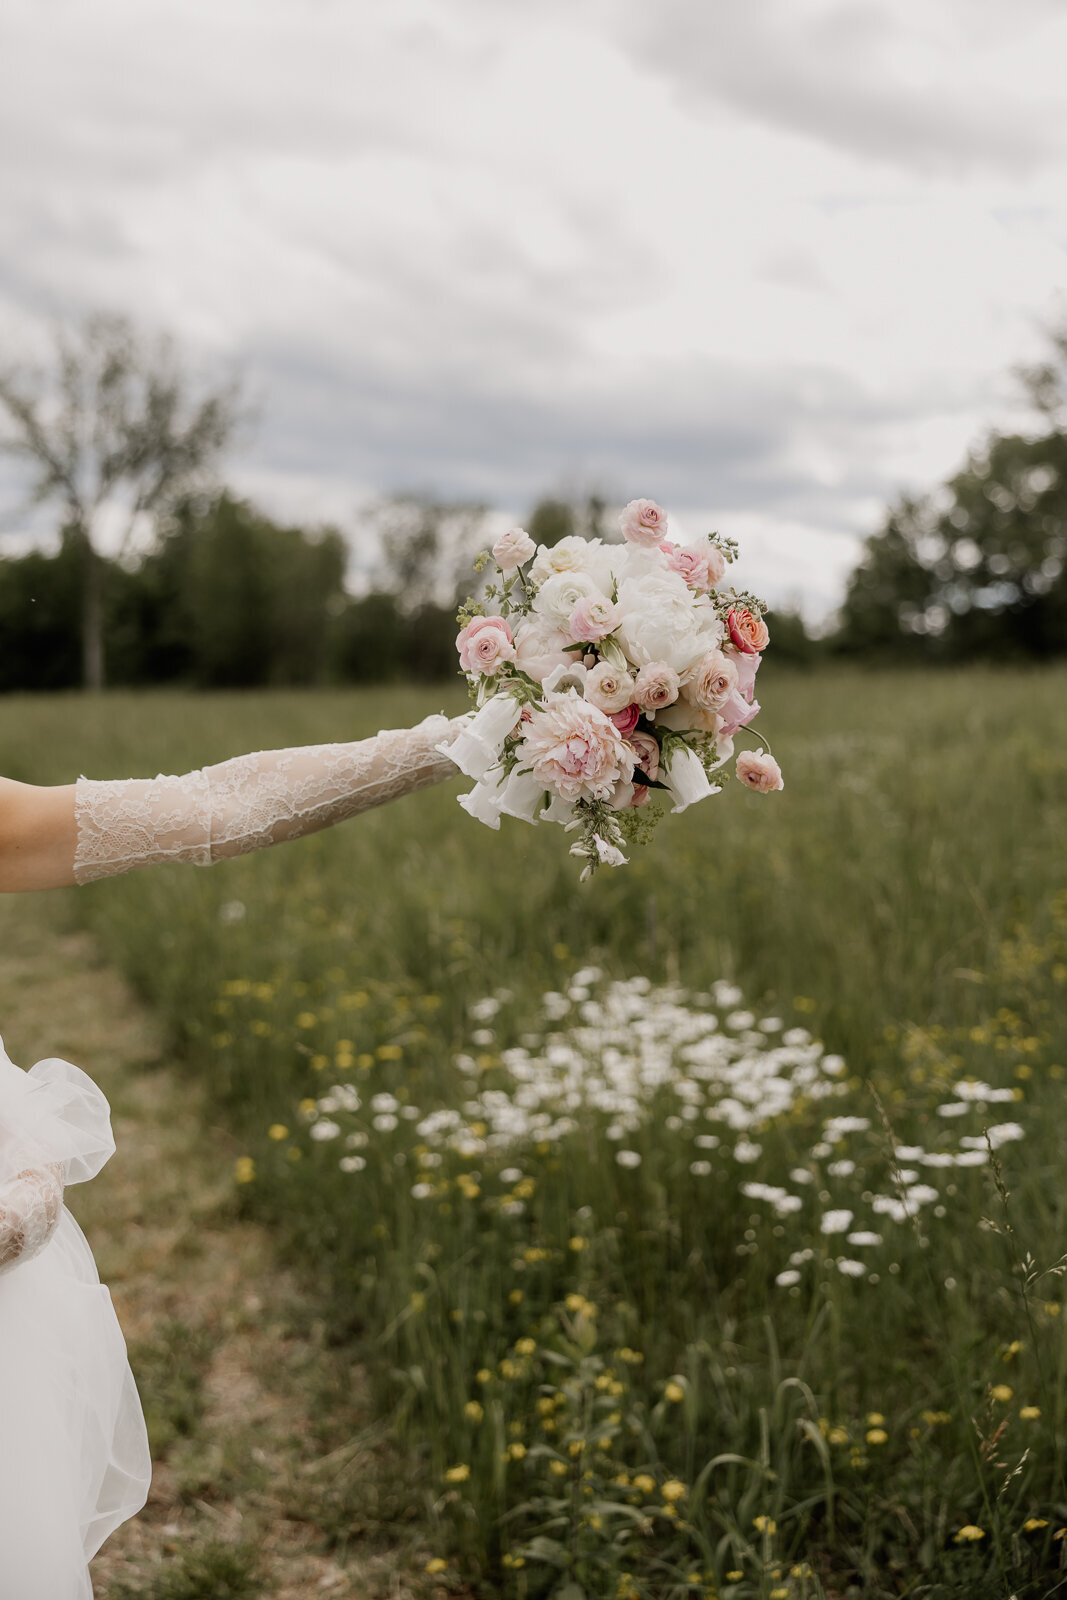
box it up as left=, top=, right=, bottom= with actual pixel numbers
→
left=0, top=1045, right=151, bottom=1600
left=0, top=714, right=464, bottom=1599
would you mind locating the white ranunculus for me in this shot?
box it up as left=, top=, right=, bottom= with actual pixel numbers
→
left=442, top=696, right=522, bottom=779
left=529, top=535, right=615, bottom=592
left=661, top=743, right=719, bottom=813
left=513, top=615, right=574, bottom=682
left=614, top=568, right=719, bottom=675
left=533, top=569, right=597, bottom=631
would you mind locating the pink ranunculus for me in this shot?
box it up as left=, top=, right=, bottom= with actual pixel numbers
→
left=520, top=691, right=635, bottom=804
left=686, top=649, right=738, bottom=711
left=492, top=525, right=536, bottom=571
left=610, top=703, right=640, bottom=738
left=569, top=591, right=621, bottom=643
left=726, top=605, right=770, bottom=655
left=633, top=661, right=680, bottom=714
left=706, top=544, right=727, bottom=586
left=723, top=643, right=760, bottom=701
left=585, top=660, right=635, bottom=714
left=456, top=614, right=516, bottom=677
left=619, top=497, right=668, bottom=548
left=660, top=541, right=713, bottom=591
left=717, top=689, right=761, bottom=739
left=736, top=748, right=784, bottom=793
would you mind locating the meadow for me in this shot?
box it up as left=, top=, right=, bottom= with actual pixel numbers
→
left=4, top=666, right=1067, bottom=1599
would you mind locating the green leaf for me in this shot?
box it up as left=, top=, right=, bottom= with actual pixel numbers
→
left=553, top=1586, right=587, bottom=1600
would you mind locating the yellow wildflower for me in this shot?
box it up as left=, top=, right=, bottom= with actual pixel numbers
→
left=617, top=1346, right=644, bottom=1364
left=771, top=1590, right=789, bottom=1599
left=1020, top=1405, right=1041, bottom=1420
left=298, top=1097, right=317, bottom=1115
left=424, top=1557, right=447, bottom=1573
left=954, top=1525, right=985, bottom=1543
left=565, top=1292, right=586, bottom=1312
left=866, top=1428, right=888, bottom=1445
left=296, top=1011, right=317, bottom=1029
left=464, top=1401, right=483, bottom=1423
left=632, top=1473, right=656, bottom=1494
left=514, top=1337, right=536, bottom=1356
left=234, top=1156, right=255, bottom=1184
left=991, top=1384, right=1013, bottom=1402
left=1024, top=1518, right=1048, bottom=1531
left=866, top=1411, right=885, bottom=1425
left=508, top=1289, right=524, bottom=1305
left=549, top=1459, right=569, bottom=1476
left=476, top=1368, right=491, bottom=1384
left=726, top=1572, right=743, bottom=1582
left=502, top=1552, right=525, bottom=1568
left=378, top=1043, right=403, bottom=1060
left=664, top=1380, right=685, bottom=1403
left=507, top=1442, right=527, bottom=1461
left=753, top=1515, right=776, bottom=1534
left=444, top=1463, right=470, bottom=1483
left=828, top=1426, right=849, bottom=1445
left=661, top=1479, right=687, bottom=1502
left=569, top=1235, right=587, bottom=1251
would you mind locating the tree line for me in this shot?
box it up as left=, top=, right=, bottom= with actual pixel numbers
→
left=2, top=313, right=1065, bottom=691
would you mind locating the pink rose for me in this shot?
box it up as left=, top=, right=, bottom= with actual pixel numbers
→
left=585, top=660, right=635, bottom=714
left=492, top=526, right=536, bottom=571
left=724, top=643, right=760, bottom=701
left=718, top=689, right=760, bottom=739
left=520, top=692, right=635, bottom=804
left=736, top=748, right=783, bottom=793
left=726, top=606, right=769, bottom=655
left=619, top=497, right=668, bottom=548
left=610, top=703, right=640, bottom=738
left=456, top=615, right=516, bottom=677
left=569, top=592, right=621, bottom=643
left=633, top=661, right=680, bottom=714
left=659, top=541, right=713, bottom=591
left=686, top=649, right=738, bottom=711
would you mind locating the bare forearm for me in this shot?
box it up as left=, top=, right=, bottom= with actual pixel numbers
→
left=0, top=778, right=78, bottom=892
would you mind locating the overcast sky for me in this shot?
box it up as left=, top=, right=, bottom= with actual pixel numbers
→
left=2, top=0, right=1066, bottom=618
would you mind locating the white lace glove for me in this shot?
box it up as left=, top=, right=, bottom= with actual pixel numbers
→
left=0, top=1162, right=64, bottom=1279
left=73, top=713, right=467, bottom=885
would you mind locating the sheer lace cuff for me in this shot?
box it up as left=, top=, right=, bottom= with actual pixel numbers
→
left=73, top=714, right=465, bottom=884
left=0, top=1163, right=63, bottom=1278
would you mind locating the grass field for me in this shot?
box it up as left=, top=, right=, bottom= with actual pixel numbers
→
left=4, top=667, right=1067, bottom=1599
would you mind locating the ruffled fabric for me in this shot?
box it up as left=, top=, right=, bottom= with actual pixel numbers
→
left=0, top=1039, right=151, bottom=1598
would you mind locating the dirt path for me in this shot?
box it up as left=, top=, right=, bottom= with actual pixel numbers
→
left=0, top=892, right=428, bottom=1599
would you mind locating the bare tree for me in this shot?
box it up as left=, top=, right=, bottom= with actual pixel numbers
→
left=0, top=313, right=242, bottom=688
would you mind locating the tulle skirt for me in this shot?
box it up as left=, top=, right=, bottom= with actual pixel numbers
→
left=0, top=1047, right=152, bottom=1600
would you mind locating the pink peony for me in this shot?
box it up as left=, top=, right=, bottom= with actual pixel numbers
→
left=520, top=692, right=635, bottom=804
left=619, top=497, right=668, bottom=548
left=736, top=748, right=784, bottom=793
left=585, top=660, right=635, bottom=714
left=492, top=525, right=536, bottom=571
left=726, top=606, right=770, bottom=655
left=633, top=661, right=680, bottom=714
left=686, top=649, right=738, bottom=711
left=569, top=591, right=621, bottom=643
left=659, top=541, right=714, bottom=591
left=706, top=544, right=727, bottom=586
left=610, top=703, right=640, bottom=738
left=456, top=615, right=516, bottom=677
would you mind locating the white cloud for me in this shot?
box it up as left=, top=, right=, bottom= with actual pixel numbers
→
left=1, top=0, right=1065, bottom=619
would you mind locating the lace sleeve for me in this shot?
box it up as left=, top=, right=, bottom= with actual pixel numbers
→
left=73, top=714, right=466, bottom=884
left=0, top=1162, right=63, bottom=1278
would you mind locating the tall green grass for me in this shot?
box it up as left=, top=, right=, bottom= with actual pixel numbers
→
left=4, top=668, right=1067, bottom=1598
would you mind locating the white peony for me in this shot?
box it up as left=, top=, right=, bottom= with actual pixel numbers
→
left=529, top=535, right=617, bottom=593
left=513, top=615, right=574, bottom=682
left=614, top=567, right=721, bottom=675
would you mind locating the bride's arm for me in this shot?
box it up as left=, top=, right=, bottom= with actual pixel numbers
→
left=0, top=714, right=466, bottom=893
left=0, top=1160, right=64, bottom=1277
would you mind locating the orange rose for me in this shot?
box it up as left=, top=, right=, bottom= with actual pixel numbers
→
left=726, top=606, right=769, bottom=655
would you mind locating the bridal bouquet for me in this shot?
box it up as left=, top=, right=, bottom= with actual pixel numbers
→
left=441, top=499, right=782, bottom=878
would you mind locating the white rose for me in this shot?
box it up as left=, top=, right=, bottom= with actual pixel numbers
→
left=614, top=568, right=720, bottom=675
left=533, top=569, right=597, bottom=631
left=529, top=536, right=615, bottom=593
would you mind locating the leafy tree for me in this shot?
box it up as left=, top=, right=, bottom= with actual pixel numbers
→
left=0, top=314, right=240, bottom=688
left=836, top=327, right=1067, bottom=660
left=370, top=493, right=491, bottom=611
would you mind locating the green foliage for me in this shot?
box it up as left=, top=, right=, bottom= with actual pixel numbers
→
left=9, top=670, right=1067, bottom=1596
left=106, top=1538, right=261, bottom=1600
left=129, top=1319, right=214, bottom=1455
